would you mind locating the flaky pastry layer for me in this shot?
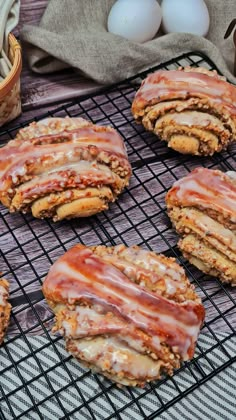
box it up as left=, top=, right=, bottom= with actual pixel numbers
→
left=0, top=279, right=11, bottom=345
left=43, top=244, right=204, bottom=387
left=132, top=67, right=236, bottom=156
left=0, top=117, right=132, bottom=221
left=166, top=168, right=236, bottom=285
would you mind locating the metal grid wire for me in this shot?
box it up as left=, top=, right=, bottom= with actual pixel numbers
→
left=0, top=52, right=236, bottom=420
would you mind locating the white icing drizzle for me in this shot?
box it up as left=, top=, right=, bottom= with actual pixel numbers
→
left=157, top=111, right=225, bottom=129
left=71, top=336, right=163, bottom=380
left=226, top=171, right=236, bottom=181
left=43, top=246, right=205, bottom=360
left=137, top=70, right=236, bottom=112
left=95, top=251, right=185, bottom=297
left=171, top=168, right=236, bottom=222
left=116, top=246, right=184, bottom=282
left=0, top=285, right=7, bottom=306
left=0, top=121, right=130, bottom=191
left=185, top=209, right=236, bottom=253
left=61, top=306, right=125, bottom=338
left=15, top=161, right=118, bottom=200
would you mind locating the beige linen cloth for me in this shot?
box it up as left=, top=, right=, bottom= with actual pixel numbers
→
left=21, top=0, right=236, bottom=85
left=0, top=0, right=20, bottom=81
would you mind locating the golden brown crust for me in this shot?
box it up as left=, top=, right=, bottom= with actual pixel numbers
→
left=166, top=168, right=236, bottom=285
left=91, top=244, right=198, bottom=302
left=21, top=186, right=114, bottom=220
left=0, top=279, right=11, bottom=345
left=0, top=117, right=132, bottom=221
left=43, top=243, right=204, bottom=387
left=65, top=336, right=177, bottom=387
left=132, top=67, right=236, bottom=156
left=180, top=235, right=236, bottom=284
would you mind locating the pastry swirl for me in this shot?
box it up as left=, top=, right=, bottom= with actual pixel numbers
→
left=0, top=279, right=11, bottom=345
left=0, top=117, right=132, bottom=220
left=166, top=168, right=236, bottom=284
left=132, top=67, right=236, bottom=156
left=43, top=244, right=205, bottom=387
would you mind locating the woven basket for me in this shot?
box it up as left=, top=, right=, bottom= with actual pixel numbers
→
left=0, top=33, right=22, bottom=127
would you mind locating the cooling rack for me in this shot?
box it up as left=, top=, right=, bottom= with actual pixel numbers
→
left=0, top=52, right=236, bottom=420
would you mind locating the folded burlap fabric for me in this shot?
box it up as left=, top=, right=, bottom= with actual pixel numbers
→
left=20, top=0, right=236, bottom=85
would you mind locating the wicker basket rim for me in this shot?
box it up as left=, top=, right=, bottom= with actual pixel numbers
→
left=0, top=33, right=22, bottom=100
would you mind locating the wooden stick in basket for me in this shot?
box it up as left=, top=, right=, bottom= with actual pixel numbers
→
left=224, top=19, right=236, bottom=76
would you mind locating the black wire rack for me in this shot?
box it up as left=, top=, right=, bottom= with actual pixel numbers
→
left=0, top=52, right=236, bottom=420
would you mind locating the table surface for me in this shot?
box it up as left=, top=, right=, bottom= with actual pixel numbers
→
left=15, top=0, right=101, bottom=124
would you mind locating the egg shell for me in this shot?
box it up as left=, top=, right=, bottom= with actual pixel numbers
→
left=107, top=0, right=162, bottom=43
left=161, top=0, right=210, bottom=37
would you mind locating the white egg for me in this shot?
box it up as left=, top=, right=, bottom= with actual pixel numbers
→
left=162, top=0, right=210, bottom=37
left=107, top=0, right=162, bottom=43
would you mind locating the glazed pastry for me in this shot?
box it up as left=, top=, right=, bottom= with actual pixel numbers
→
left=0, top=117, right=132, bottom=221
left=132, top=67, right=236, bottom=156
left=166, top=168, right=236, bottom=285
left=0, top=279, right=11, bottom=345
left=43, top=244, right=205, bottom=387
